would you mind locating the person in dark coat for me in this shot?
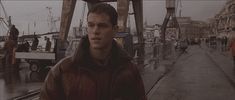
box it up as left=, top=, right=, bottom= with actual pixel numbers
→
left=229, top=37, right=235, bottom=69
left=40, top=3, right=146, bottom=100
left=24, top=40, right=30, bottom=52
left=45, top=38, right=51, bottom=52
left=31, top=36, right=39, bottom=50
left=9, top=25, right=19, bottom=45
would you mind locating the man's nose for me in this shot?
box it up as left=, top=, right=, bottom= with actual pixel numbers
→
left=92, top=26, right=100, bottom=35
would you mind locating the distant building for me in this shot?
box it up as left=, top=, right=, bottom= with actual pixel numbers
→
left=175, top=17, right=209, bottom=39
left=143, top=22, right=161, bottom=42
left=209, top=0, right=235, bottom=37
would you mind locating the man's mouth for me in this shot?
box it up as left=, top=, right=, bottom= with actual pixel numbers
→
left=92, top=38, right=101, bottom=40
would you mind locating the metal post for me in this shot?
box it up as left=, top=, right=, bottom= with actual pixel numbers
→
left=117, top=0, right=130, bottom=32
left=160, top=0, right=180, bottom=59
left=133, top=0, right=144, bottom=68
left=57, top=0, right=77, bottom=61
left=160, top=11, right=171, bottom=59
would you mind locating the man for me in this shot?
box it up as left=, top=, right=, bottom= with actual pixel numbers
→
left=45, top=37, right=51, bottom=52
left=222, top=36, right=228, bottom=51
left=31, top=36, right=39, bottom=50
left=229, top=36, right=235, bottom=70
left=179, top=39, right=188, bottom=53
left=40, top=3, right=146, bottom=100
left=9, top=25, right=19, bottom=45
left=23, top=40, right=30, bottom=52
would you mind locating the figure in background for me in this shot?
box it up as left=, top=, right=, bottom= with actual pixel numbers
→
left=174, top=40, right=179, bottom=51
left=31, top=36, right=39, bottom=50
left=179, top=39, right=188, bottom=53
left=229, top=36, right=235, bottom=70
left=24, top=40, right=30, bottom=52
left=45, top=37, right=51, bottom=52
left=221, top=36, right=228, bottom=51
left=9, top=25, right=19, bottom=45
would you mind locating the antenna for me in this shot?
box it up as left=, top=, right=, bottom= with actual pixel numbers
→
left=79, top=2, right=86, bottom=29
left=178, top=0, right=182, bottom=17
left=46, top=6, right=59, bottom=32
left=75, top=2, right=86, bottom=38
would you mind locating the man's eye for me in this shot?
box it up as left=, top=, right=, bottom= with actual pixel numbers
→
left=88, top=24, right=94, bottom=27
left=99, top=24, right=108, bottom=28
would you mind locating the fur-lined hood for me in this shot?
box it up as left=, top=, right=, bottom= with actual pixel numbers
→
left=71, top=35, right=132, bottom=70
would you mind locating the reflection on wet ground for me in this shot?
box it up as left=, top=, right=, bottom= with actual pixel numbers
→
left=0, top=60, right=43, bottom=100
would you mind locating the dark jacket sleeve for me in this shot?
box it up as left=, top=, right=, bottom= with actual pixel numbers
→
left=39, top=63, right=65, bottom=100
left=132, top=64, right=147, bottom=100
left=113, top=63, right=147, bottom=100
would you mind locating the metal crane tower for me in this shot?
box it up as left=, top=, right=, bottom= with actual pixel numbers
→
left=160, top=0, right=181, bottom=59
left=0, top=0, right=11, bottom=26
left=0, top=0, right=11, bottom=36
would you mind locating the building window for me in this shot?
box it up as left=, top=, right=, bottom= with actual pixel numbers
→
left=229, top=4, right=235, bottom=13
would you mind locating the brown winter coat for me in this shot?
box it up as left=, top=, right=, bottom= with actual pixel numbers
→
left=40, top=36, right=146, bottom=100
left=45, top=39, right=51, bottom=52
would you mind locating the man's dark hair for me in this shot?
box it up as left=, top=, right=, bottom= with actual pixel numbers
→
left=87, top=3, right=118, bottom=26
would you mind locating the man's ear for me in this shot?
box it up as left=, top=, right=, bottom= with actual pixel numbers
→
left=113, top=25, right=119, bottom=33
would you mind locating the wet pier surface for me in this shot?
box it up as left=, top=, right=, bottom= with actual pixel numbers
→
left=1, top=43, right=235, bottom=100
left=149, top=45, right=235, bottom=100
left=0, top=60, right=43, bottom=100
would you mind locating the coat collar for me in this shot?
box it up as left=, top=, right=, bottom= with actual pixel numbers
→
left=72, top=35, right=132, bottom=69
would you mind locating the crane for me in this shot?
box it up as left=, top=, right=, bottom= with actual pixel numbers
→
left=160, top=0, right=181, bottom=59
left=75, top=2, right=86, bottom=38
left=0, top=0, right=11, bottom=28
left=0, top=0, right=11, bottom=41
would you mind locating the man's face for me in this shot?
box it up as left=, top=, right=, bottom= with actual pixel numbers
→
left=87, top=13, right=117, bottom=50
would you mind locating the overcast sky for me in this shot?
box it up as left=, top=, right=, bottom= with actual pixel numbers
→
left=0, top=0, right=227, bottom=36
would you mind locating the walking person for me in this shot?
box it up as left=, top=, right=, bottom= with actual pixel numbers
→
left=179, top=40, right=188, bottom=54
left=31, top=36, right=39, bottom=50
left=40, top=3, right=146, bottom=100
left=224, top=36, right=228, bottom=51
left=229, top=36, right=235, bottom=70
left=45, top=37, right=51, bottom=52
